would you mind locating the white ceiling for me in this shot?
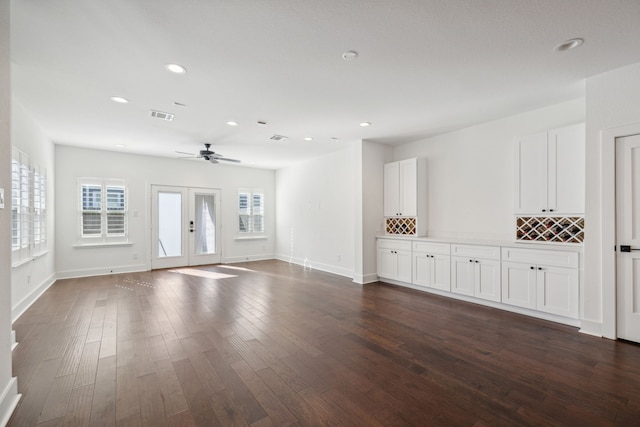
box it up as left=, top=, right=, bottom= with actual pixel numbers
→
left=11, top=0, right=640, bottom=169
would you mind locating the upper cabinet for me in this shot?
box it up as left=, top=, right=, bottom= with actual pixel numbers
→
left=514, top=123, right=585, bottom=215
left=384, top=158, right=427, bottom=236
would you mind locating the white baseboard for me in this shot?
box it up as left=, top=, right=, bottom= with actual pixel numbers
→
left=10, top=331, right=16, bottom=352
left=12, top=273, right=57, bottom=323
left=56, top=264, right=148, bottom=280
left=223, top=254, right=276, bottom=264
left=275, top=254, right=354, bottom=279
left=579, top=319, right=603, bottom=337
left=0, top=377, right=20, bottom=427
left=352, top=273, right=378, bottom=284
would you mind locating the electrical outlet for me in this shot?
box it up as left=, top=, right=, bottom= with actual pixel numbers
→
left=132, top=253, right=138, bottom=260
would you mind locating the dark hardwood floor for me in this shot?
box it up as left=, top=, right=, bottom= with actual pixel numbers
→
left=8, top=259, right=640, bottom=426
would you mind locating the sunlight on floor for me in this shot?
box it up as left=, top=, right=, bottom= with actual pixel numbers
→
left=168, top=268, right=237, bottom=280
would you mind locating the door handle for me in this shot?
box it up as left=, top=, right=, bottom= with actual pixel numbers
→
left=620, top=245, right=640, bottom=252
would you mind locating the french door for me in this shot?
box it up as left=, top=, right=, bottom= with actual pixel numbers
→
left=151, top=185, right=221, bottom=269
left=616, top=133, right=640, bottom=343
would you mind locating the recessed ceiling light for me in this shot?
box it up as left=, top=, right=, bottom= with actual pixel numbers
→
left=110, top=96, right=129, bottom=104
left=342, top=50, right=359, bottom=61
left=553, top=38, right=584, bottom=52
left=360, top=122, right=371, bottom=127
left=304, top=137, right=313, bottom=141
left=165, top=63, right=187, bottom=74
left=227, top=121, right=239, bottom=126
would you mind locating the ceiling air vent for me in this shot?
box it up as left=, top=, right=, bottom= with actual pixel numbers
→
left=270, top=134, right=288, bottom=142
left=150, top=110, right=175, bottom=121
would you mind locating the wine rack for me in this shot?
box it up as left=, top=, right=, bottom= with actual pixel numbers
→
left=516, top=216, right=584, bottom=243
left=386, top=217, right=417, bottom=235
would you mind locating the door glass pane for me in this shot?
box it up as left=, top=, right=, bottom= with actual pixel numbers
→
left=194, top=194, right=216, bottom=255
left=158, top=192, right=182, bottom=257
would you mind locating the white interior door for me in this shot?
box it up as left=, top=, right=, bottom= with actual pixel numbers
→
left=616, top=134, right=640, bottom=342
left=151, top=185, right=221, bottom=269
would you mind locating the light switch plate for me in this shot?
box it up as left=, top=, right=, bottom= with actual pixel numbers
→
left=0, top=188, right=4, bottom=209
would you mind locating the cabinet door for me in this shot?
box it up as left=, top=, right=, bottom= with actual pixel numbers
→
left=396, top=250, right=413, bottom=283
left=431, top=254, right=451, bottom=291
left=413, top=253, right=432, bottom=287
left=536, top=265, right=579, bottom=318
left=451, top=256, right=475, bottom=296
left=377, top=248, right=397, bottom=279
left=383, top=162, right=400, bottom=216
left=501, top=262, right=537, bottom=309
left=548, top=123, right=585, bottom=214
left=475, top=259, right=501, bottom=302
left=514, top=132, right=547, bottom=214
left=399, top=159, right=417, bottom=216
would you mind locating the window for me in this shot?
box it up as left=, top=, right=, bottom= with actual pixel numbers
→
left=11, top=147, right=47, bottom=265
left=79, top=178, right=128, bottom=243
left=238, top=189, right=264, bottom=234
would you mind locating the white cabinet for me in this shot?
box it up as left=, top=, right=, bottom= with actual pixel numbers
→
left=383, top=158, right=427, bottom=236
left=514, top=123, right=585, bottom=215
left=451, top=244, right=501, bottom=302
left=377, top=239, right=412, bottom=283
left=501, top=247, right=579, bottom=318
left=384, top=159, right=417, bottom=217
left=412, top=241, right=450, bottom=291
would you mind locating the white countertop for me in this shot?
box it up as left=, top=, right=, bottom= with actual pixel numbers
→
left=376, top=234, right=583, bottom=251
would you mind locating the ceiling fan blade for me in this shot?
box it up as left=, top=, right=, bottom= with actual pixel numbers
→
left=209, top=158, right=219, bottom=164
left=217, top=157, right=241, bottom=163
left=175, top=150, right=195, bottom=155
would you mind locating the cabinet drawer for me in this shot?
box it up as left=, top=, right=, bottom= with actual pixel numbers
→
left=377, top=239, right=412, bottom=251
left=413, top=241, right=450, bottom=255
left=451, top=244, right=500, bottom=260
left=501, top=247, right=579, bottom=269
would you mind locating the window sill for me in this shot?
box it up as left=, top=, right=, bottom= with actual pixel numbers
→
left=73, top=242, right=133, bottom=249
left=234, top=235, right=268, bottom=241
left=12, top=250, right=49, bottom=268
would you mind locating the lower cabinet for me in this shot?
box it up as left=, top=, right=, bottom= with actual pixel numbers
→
left=376, top=238, right=582, bottom=324
left=377, top=239, right=412, bottom=283
left=451, top=244, right=501, bottom=302
left=501, top=247, right=579, bottom=319
left=412, top=242, right=451, bottom=291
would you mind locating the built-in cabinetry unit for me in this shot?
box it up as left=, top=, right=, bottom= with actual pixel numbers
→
left=377, top=239, right=412, bottom=283
left=451, top=244, right=501, bottom=302
left=514, top=123, right=585, bottom=215
left=383, top=158, right=427, bottom=236
left=376, top=236, right=582, bottom=326
left=501, top=247, right=579, bottom=318
left=412, top=241, right=451, bottom=291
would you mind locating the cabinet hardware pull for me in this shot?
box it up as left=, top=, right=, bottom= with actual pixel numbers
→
left=530, top=266, right=535, bottom=270
left=475, top=260, right=479, bottom=263
left=542, top=209, right=547, bottom=212
left=538, top=267, right=542, bottom=270
left=549, top=209, right=554, bottom=212
left=469, top=259, right=473, bottom=262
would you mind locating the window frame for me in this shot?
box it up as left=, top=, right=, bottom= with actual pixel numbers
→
left=11, top=147, right=48, bottom=266
left=238, top=188, right=265, bottom=236
left=78, top=177, right=128, bottom=244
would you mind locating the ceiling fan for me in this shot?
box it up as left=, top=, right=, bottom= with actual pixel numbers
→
left=176, top=143, right=241, bottom=164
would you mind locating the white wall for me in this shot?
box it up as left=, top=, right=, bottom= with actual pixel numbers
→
left=0, top=0, right=20, bottom=423
left=11, top=101, right=56, bottom=321
left=393, top=98, right=585, bottom=241
left=55, top=145, right=276, bottom=277
left=584, top=60, right=640, bottom=337
left=275, top=144, right=356, bottom=278
left=353, top=140, right=391, bottom=283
